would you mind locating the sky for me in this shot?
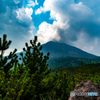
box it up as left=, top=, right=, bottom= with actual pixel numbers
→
left=0, top=0, right=100, bottom=56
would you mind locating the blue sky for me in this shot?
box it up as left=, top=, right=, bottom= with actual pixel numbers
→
left=0, top=0, right=100, bottom=56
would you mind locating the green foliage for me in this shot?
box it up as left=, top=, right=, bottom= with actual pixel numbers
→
left=20, top=36, right=50, bottom=75
left=0, top=34, right=52, bottom=100
left=0, top=34, right=100, bottom=100
left=48, top=57, right=100, bottom=68
left=0, top=34, right=18, bottom=74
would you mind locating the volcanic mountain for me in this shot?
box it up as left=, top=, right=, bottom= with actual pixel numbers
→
left=41, top=41, right=97, bottom=59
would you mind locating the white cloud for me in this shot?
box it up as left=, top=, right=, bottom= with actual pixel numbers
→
left=37, top=21, right=60, bottom=44
left=36, top=0, right=92, bottom=43
left=0, top=0, right=35, bottom=55
left=16, top=7, right=33, bottom=21
left=37, top=19, right=69, bottom=44
left=36, top=0, right=100, bottom=55
left=72, top=32, right=100, bottom=55
left=27, top=0, right=38, bottom=7
left=70, top=2, right=93, bottom=16
left=35, top=6, right=45, bottom=15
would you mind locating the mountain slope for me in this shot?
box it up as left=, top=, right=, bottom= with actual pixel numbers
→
left=48, top=57, right=100, bottom=68
left=42, top=41, right=97, bottom=59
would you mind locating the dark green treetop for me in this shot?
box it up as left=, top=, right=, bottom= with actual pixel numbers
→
left=20, top=36, right=50, bottom=74
left=0, top=34, right=18, bottom=74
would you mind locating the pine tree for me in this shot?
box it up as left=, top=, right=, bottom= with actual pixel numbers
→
left=20, top=36, right=50, bottom=74
left=19, top=36, right=51, bottom=99
left=0, top=34, right=18, bottom=74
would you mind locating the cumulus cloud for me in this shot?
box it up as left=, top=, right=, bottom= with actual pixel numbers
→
left=0, top=0, right=35, bottom=55
left=37, top=19, right=69, bottom=44
left=27, top=0, right=38, bottom=7
left=35, top=6, right=45, bottom=15
left=37, top=21, right=61, bottom=43
left=16, top=7, right=33, bottom=21
left=36, top=0, right=100, bottom=55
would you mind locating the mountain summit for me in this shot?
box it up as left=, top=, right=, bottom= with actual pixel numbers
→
left=42, top=41, right=97, bottom=59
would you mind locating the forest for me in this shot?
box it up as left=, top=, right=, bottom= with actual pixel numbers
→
left=0, top=34, right=100, bottom=100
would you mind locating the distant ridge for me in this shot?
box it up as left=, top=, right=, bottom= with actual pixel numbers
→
left=42, top=41, right=97, bottom=59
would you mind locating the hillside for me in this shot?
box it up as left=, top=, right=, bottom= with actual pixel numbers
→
left=51, top=63, right=100, bottom=73
left=42, top=41, right=97, bottom=59
left=47, top=57, right=100, bottom=68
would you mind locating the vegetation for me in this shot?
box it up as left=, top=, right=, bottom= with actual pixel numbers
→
left=0, top=34, right=100, bottom=100
left=48, top=57, right=100, bottom=68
